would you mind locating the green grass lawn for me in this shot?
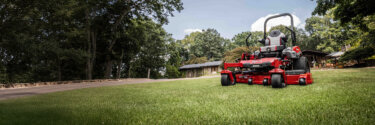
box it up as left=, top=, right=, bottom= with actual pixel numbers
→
left=1, top=68, right=375, bottom=124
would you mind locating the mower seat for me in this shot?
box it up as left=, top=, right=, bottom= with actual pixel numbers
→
left=259, top=30, right=287, bottom=53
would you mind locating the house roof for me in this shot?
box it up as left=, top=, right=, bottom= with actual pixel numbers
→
left=327, top=51, right=345, bottom=57
left=179, top=61, right=222, bottom=70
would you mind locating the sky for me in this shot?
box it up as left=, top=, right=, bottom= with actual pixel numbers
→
left=162, top=0, right=317, bottom=40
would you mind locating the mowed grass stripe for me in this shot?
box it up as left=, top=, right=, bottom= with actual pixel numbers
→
left=0, top=68, right=374, bottom=124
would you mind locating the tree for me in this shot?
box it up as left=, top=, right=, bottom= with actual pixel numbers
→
left=223, top=46, right=259, bottom=63
left=165, top=39, right=183, bottom=78
left=0, top=0, right=184, bottom=83
left=179, top=28, right=231, bottom=64
left=312, top=0, right=375, bottom=31
left=188, top=28, right=231, bottom=61
left=302, top=15, right=351, bottom=53
left=312, top=0, right=375, bottom=49
left=232, top=31, right=263, bottom=48
left=179, top=31, right=202, bottom=62
left=0, top=0, right=88, bottom=82
left=185, top=57, right=208, bottom=64
left=100, top=0, right=183, bottom=78
left=340, top=47, right=375, bottom=63
left=126, top=20, right=169, bottom=79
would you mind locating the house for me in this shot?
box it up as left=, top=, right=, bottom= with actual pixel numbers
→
left=327, top=51, right=346, bottom=68
left=302, top=50, right=328, bottom=68
left=327, top=51, right=345, bottom=59
left=179, top=61, right=222, bottom=78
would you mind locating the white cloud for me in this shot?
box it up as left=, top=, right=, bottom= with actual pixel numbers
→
left=184, top=28, right=202, bottom=34
left=297, top=22, right=306, bottom=29
left=250, top=13, right=301, bottom=32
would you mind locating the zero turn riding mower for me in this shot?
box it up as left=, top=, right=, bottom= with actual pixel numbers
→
left=221, top=13, right=313, bottom=88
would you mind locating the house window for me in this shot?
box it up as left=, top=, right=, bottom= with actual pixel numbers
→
left=212, top=67, right=217, bottom=72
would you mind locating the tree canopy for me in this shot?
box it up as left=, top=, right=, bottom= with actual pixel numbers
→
left=312, top=0, right=375, bottom=62
left=313, top=0, right=375, bottom=30
left=179, top=29, right=232, bottom=64
left=0, top=0, right=183, bottom=83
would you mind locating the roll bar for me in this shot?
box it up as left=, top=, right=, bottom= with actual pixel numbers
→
left=263, top=13, right=296, bottom=45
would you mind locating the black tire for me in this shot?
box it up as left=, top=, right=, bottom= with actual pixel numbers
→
left=263, top=79, right=269, bottom=86
left=299, top=78, right=306, bottom=85
left=248, top=79, right=253, bottom=85
left=294, top=56, right=310, bottom=73
left=221, top=74, right=230, bottom=86
left=271, top=74, right=284, bottom=88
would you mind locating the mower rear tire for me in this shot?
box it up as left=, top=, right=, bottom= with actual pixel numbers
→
left=271, top=74, right=284, bottom=88
left=221, top=74, right=230, bottom=86
left=294, top=56, right=310, bottom=73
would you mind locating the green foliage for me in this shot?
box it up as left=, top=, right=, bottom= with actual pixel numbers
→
left=0, top=0, right=184, bottom=83
left=185, top=56, right=208, bottom=64
left=190, top=29, right=231, bottom=60
left=232, top=31, right=263, bottom=47
left=313, top=0, right=375, bottom=31
left=165, top=40, right=183, bottom=78
left=303, top=15, right=355, bottom=53
left=340, top=47, right=375, bottom=62
left=269, top=25, right=290, bottom=35
left=223, top=46, right=259, bottom=63
left=181, top=28, right=231, bottom=64
left=312, top=0, right=375, bottom=49
left=0, top=0, right=88, bottom=82
left=127, top=20, right=169, bottom=79
left=165, top=64, right=181, bottom=78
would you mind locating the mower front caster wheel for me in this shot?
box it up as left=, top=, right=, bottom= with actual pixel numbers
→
left=271, top=74, right=285, bottom=88
left=248, top=78, right=253, bottom=85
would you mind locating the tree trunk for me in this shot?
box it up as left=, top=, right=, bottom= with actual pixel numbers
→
left=103, top=7, right=132, bottom=79
left=104, top=55, right=113, bottom=79
left=85, top=9, right=93, bottom=80
left=90, top=31, right=96, bottom=78
left=58, top=58, right=61, bottom=81
left=116, top=59, right=122, bottom=79
left=128, top=64, right=132, bottom=78
left=147, top=68, right=150, bottom=79
left=85, top=32, right=92, bottom=79
left=116, top=50, right=124, bottom=79
left=84, top=8, right=97, bottom=80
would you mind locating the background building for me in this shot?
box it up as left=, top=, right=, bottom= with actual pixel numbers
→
left=179, top=61, right=222, bottom=78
